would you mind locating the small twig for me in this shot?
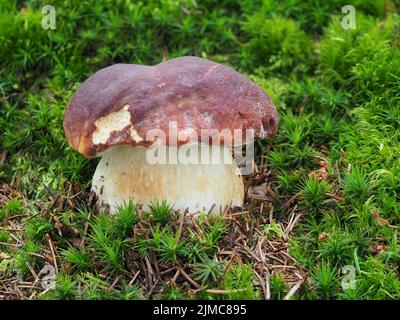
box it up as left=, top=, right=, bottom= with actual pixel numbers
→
left=268, top=204, right=274, bottom=224
left=223, top=251, right=237, bottom=275
left=39, top=286, right=53, bottom=297
left=148, top=279, right=159, bottom=296
left=257, top=237, right=266, bottom=263
left=174, top=212, right=185, bottom=250
left=269, top=265, right=299, bottom=269
left=159, top=267, right=176, bottom=275
left=172, top=269, right=180, bottom=284
left=207, top=204, right=216, bottom=215
left=265, top=270, right=271, bottom=300
left=128, top=270, right=141, bottom=286
left=284, top=205, right=299, bottom=237
left=151, top=252, right=160, bottom=280
left=17, top=285, right=43, bottom=290
left=79, top=209, right=92, bottom=250
left=43, top=185, right=54, bottom=196
left=144, top=256, right=154, bottom=279
left=28, top=292, right=36, bottom=300
left=264, top=253, right=286, bottom=265
left=7, top=214, right=27, bottom=220
left=0, top=242, right=22, bottom=247
left=239, top=247, right=263, bottom=263
left=206, top=288, right=247, bottom=294
left=325, top=193, right=344, bottom=202
left=282, top=193, right=301, bottom=210
left=284, top=281, right=303, bottom=300
left=0, top=150, right=7, bottom=165
left=9, top=233, right=25, bottom=246
left=253, top=270, right=268, bottom=300
left=46, top=234, right=58, bottom=274
left=191, top=217, right=205, bottom=241
left=0, top=226, right=23, bottom=232
left=227, top=211, right=249, bottom=217
left=178, top=267, right=200, bottom=288
left=48, top=194, right=59, bottom=211
left=109, top=275, right=120, bottom=290
left=27, top=252, right=47, bottom=260
left=24, top=260, right=38, bottom=282
left=286, top=213, right=302, bottom=236
left=23, top=211, right=40, bottom=222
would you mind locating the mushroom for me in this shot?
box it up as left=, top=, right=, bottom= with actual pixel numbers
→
left=63, top=56, right=278, bottom=214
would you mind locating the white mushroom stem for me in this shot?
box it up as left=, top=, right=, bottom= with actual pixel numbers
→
left=92, top=143, right=244, bottom=214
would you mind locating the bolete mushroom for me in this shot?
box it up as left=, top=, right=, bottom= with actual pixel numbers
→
left=63, top=56, right=278, bottom=214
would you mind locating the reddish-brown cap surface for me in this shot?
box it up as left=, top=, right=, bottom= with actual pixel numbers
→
left=63, top=56, right=278, bottom=157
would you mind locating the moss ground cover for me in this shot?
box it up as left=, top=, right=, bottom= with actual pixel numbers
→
left=0, top=0, right=399, bottom=299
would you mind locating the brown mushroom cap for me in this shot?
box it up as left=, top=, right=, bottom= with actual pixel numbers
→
left=63, top=56, right=278, bottom=158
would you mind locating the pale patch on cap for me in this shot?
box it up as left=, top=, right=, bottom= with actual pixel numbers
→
left=92, top=105, right=131, bottom=145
